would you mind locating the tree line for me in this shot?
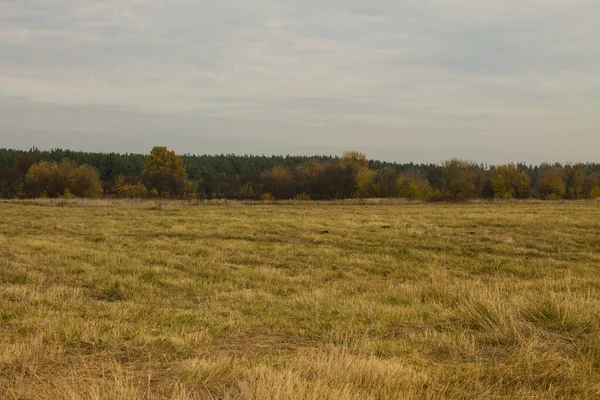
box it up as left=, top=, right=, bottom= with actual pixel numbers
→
left=1, top=147, right=599, bottom=200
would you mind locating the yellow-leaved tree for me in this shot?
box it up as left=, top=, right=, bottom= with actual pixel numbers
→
left=141, top=146, right=189, bottom=197
left=340, top=151, right=374, bottom=198
left=491, top=165, right=530, bottom=199
left=295, top=160, right=324, bottom=197
left=443, top=159, right=484, bottom=199
left=25, top=158, right=103, bottom=198
left=260, top=165, right=295, bottom=199
left=540, top=167, right=566, bottom=200
left=340, top=151, right=369, bottom=170
left=397, top=173, right=434, bottom=200
left=355, top=168, right=376, bottom=198
left=567, top=168, right=585, bottom=199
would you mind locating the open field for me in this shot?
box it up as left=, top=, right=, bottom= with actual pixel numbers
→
left=1, top=200, right=600, bottom=399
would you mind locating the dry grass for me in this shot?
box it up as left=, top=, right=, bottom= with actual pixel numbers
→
left=1, top=200, right=600, bottom=399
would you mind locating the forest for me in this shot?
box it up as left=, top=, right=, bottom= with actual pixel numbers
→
left=1, top=147, right=599, bottom=200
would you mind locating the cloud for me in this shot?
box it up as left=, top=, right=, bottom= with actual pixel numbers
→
left=0, top=0, right=599, bottom=163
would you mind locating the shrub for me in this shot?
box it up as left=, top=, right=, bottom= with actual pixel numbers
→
left=260, top=192, right=275, bottom=201
left=116, top=183, right=149, bottom=199
left=238, top=184, right=255, bottom=200
left=295, top=192, right=311, bottom=201
left=61, top=189, right=76, bottom=199
left=397, top=174, right=433, bottom=200
left=25, top=159, right=103, bottom=198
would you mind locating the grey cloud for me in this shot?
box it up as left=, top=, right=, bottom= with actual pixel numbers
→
left=0, top=0, right=599, bottom=163
left=2, top=97, right=598, bottom=165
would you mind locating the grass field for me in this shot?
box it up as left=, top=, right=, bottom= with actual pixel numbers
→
left=1, top=200, right=600, bottom=399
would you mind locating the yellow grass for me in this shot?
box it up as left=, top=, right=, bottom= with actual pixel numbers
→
left=1, top=200, right=599, bottom=399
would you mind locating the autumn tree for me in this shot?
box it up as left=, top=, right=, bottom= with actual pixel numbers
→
left=141, top=146, right=189, bottom=197
left=312, top=163, right=356, bottom=199
left=340, top=151, right=368, bottom=169
left=196, top=172, right=219, bottom=199
left=0, top=154, right=33, bottom=198
left=565, top=166, right=585, bottom=199
left=397, top=172, right=434, bottom=200
left=237, top=184, right=254, bottom=199
left=355, top=168, right=376, bottom=198
left=0, top=165, right=24, bottom=198
left=373, top=167, right=398, bottom=198
left=25, top=159, right=103, bottom=198
left=584, top=172, right=600, bottom=199
left=491, top=165, right=530, bottom=199
left=72, top=164, right=104, bottom=197
left=481, top=172, right=495, bottom=199
left=295, top=160, right=325, bottom=198
left=339, top=151, right=375, bottom=198
left=426, top=166, right=445, bottom=193
left=8, top=146, right=600, bottom=201
left=16, top=154, right=34, bottom=175
left=443, top=159, right=484, bottom=199
left=260, top=165, right=296, bottom=199
left=539, top=166, right=566, bottom=199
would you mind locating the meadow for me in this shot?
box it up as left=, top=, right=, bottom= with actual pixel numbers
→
left=1, top=199, right=599, bottom=399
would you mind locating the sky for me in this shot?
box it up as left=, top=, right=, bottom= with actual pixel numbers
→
left=0, top=0, right=598, bottom=164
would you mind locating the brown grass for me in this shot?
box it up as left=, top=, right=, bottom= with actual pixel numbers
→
left=1, top=200, right=599, bottom=399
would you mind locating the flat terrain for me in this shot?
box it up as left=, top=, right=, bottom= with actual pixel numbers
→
left=1, top=200, right=599, bottom=399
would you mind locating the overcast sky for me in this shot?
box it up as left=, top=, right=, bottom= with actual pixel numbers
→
left=1, top=0, right=598, bottom=163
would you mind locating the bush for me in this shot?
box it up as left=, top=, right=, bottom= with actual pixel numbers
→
left=25, top=159, right=103, bottom=198
left=397, top=174, right=433, bottom=200
left=116, top=183, right=149, bottom=199
left=61, top=189, right=76, bottom=199
left=295, top=193, right=311, bottom=201
left=238, top=184, right=254, bottom=200
left=260, top=192, right=275, bottom=201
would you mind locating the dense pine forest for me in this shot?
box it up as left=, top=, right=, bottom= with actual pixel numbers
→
left=1, top=147, right=599, bottom=200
